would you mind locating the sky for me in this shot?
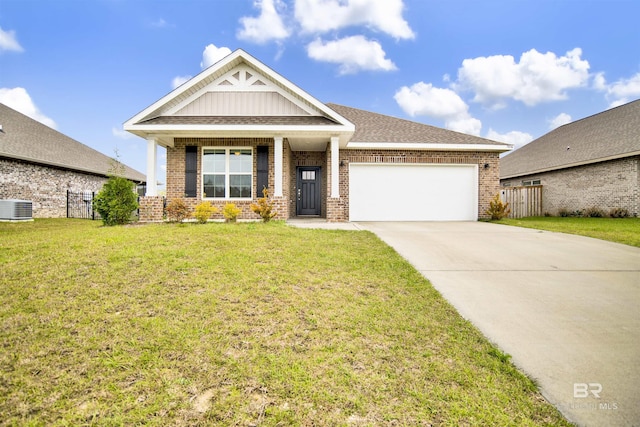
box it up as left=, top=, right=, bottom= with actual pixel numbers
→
left=1, top=0, right=639, bottom=188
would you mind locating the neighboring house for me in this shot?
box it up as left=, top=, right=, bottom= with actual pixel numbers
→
left=125, top=49, right=511, bottom=222
left=500, top=100, right=640, bottom=217
left=0, top=103, right=146, bottom=218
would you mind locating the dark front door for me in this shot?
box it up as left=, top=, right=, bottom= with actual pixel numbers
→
left=297, top=167, right=321, bottom=216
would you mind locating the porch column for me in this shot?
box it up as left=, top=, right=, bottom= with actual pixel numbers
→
left=274, top=136, right=283, bottom=197
left=146, top=137, right=158, bottom=196
left=331, top=136, right=340, bottom=198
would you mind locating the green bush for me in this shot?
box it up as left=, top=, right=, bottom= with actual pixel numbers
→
left=585, top=207, right=605, bottom=218
left=92, top=176, right=138, bottom=226
left=194, top=201, right=219, bottom=224
left=166, top=198, right=190, bottom=223
left=250, top=187, right=277, bottom=222
left=222, top=203, right=242, bottom=223
left=485, top=193, right=511, bottom=220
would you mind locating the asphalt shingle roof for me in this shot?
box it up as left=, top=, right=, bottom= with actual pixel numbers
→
left=139, top=115, right=339, bottom=126
left=0, top=103, right=146, bottom=182
left=500, top=99, right=640, bottom=178
left=327, top=103, right=509, bottom=146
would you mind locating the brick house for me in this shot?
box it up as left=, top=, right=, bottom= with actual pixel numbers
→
left=125, top=49, right=511, bottom=222
left=500, top=99, right=640, bottom=217
left=0, top=103, right=146, bottom=218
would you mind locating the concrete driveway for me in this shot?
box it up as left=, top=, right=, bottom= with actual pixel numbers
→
left=358, top=222, right=640, bottom=427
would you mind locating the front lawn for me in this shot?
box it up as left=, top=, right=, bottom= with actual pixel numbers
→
left=497, top=217, right=640, bottom=247
left=0, top=219, right=569, bottom=426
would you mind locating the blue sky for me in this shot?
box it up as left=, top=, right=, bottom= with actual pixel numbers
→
left=1, top=0, right=639, bottom=187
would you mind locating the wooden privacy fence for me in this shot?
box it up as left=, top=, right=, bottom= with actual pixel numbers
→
left=500, top=185, right=543, bottom=218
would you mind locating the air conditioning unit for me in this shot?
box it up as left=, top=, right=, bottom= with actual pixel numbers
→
left=0, top=199, right=33, bottom=221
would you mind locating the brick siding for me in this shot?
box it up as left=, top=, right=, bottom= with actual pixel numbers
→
left=0, top=158, right=107, bottom=218
left=500, top=156, right=639, bottom=216
left=166, top=139, right=501, bottom=222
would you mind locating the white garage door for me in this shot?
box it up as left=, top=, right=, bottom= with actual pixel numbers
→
left=349, top=163, right=478, bottom=221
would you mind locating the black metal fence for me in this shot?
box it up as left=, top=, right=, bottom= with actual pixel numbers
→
left=67, top=191, right=100, bottom=220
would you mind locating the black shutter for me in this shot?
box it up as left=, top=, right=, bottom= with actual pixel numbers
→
left=185, top=146, right=197, bottom=197
left=257, top=146, right=269, bottom=197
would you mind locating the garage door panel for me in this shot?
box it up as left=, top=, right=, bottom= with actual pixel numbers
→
left=349, top=164, right=478, bottom=221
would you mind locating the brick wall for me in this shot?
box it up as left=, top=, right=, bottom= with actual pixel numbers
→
left=165, top=141, right=501, bottom=222
left=0, top=158, right=107, bottom=218
left=139, top=196, right=164, bottom=222
left=500, top=156, right=640, bottom=216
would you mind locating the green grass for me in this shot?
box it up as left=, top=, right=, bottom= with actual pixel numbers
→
left=497, top=216, right=640, bottom=247
left=0, top=219, right=569, bottom=426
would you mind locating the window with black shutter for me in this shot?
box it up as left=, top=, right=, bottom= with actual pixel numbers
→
left=185, top=146, right=198, bottom=197
left=257, top=146, right=269, bottom=197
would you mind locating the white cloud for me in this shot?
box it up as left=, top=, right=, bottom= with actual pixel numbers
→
left=486, top=128, right=533, bottom=150
left=112, top=127, right=135, bottom=139
left=307, top=36, right=397, bottom=74
left=0, top=26, right=24, bottom=53
left=171, top=75, right=192, bottom=89
left=238, top=0, right=291, bottom=44
left=149, top=18, right=173, bottom=29
left=294, top=0, right=414, bottom=39
left=0, top=87, right=56, bottom=128
left=596, top=72, right=640, bottom=107
left=200, top=44, right=232, bottom=69
left=548, top=112, right=572, bottom=130
left=457, top=48, right=590, bottom=107
left=394, top=81, right=481, bottom=136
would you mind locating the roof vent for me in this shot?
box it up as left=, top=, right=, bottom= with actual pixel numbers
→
left=0, top=200, right=33, bottom=221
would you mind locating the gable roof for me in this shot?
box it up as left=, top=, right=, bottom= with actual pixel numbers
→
left=327, top=103, right=512, bottom=152
left=124, top=49, right=354, bottom=149
left=0, top=103, right=146, bottom=182
left=501, top=99, right=640, bottom=179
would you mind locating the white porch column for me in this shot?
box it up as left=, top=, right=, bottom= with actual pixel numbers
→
left=274, top=136, right=283, bottom=197
left=331, top=136, right=340, bottom=198
left=146, top=137, right=158, bottom=197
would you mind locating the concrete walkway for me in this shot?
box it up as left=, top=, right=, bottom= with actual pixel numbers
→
left=357, top=222, right=640, bottom=427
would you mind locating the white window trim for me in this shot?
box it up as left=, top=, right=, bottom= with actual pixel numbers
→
left=202, top=147, right=253, bottom=200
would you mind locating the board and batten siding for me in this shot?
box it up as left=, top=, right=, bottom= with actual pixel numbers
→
left=175, top=92, right=309, bottom=116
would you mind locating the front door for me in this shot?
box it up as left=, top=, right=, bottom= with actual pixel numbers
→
left=296, top=167, right=321, bottom=216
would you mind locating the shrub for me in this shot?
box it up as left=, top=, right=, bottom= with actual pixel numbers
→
left=222, top=203, right=242, bottom=223
left=485, top=193, right=511, bottom=220
left=584, top=207, right=605, bottom=218
left=609, top=207, right=630, bottom=218
left=166, top=198, right=190, bottom=223
left=558, top=208, right=571, bottom=217
left=250, top=187, right=277, bottom=222
left=193, top=201, right=219, bottom=224
left=92, top=175, right=138, bottom=226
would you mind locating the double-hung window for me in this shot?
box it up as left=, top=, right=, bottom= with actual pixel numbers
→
left=203, top=148, right=252, bottom=199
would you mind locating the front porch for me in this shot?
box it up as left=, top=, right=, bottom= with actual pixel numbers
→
left=139, top=135, right=346, bottom=222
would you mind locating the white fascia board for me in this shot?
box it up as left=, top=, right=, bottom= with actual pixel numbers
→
left=346, top=141, right=513, bottom=152
left=126, top=124, right=352, bottom=134
left=125, top=124, right=354, bottom=146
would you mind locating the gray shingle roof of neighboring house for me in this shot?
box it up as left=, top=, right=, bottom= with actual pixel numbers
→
left=500, top=99, right=640, bottom=179
left=327, top=103, right=510, bottom=147
left=0, top=103, right=146, bottom=182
